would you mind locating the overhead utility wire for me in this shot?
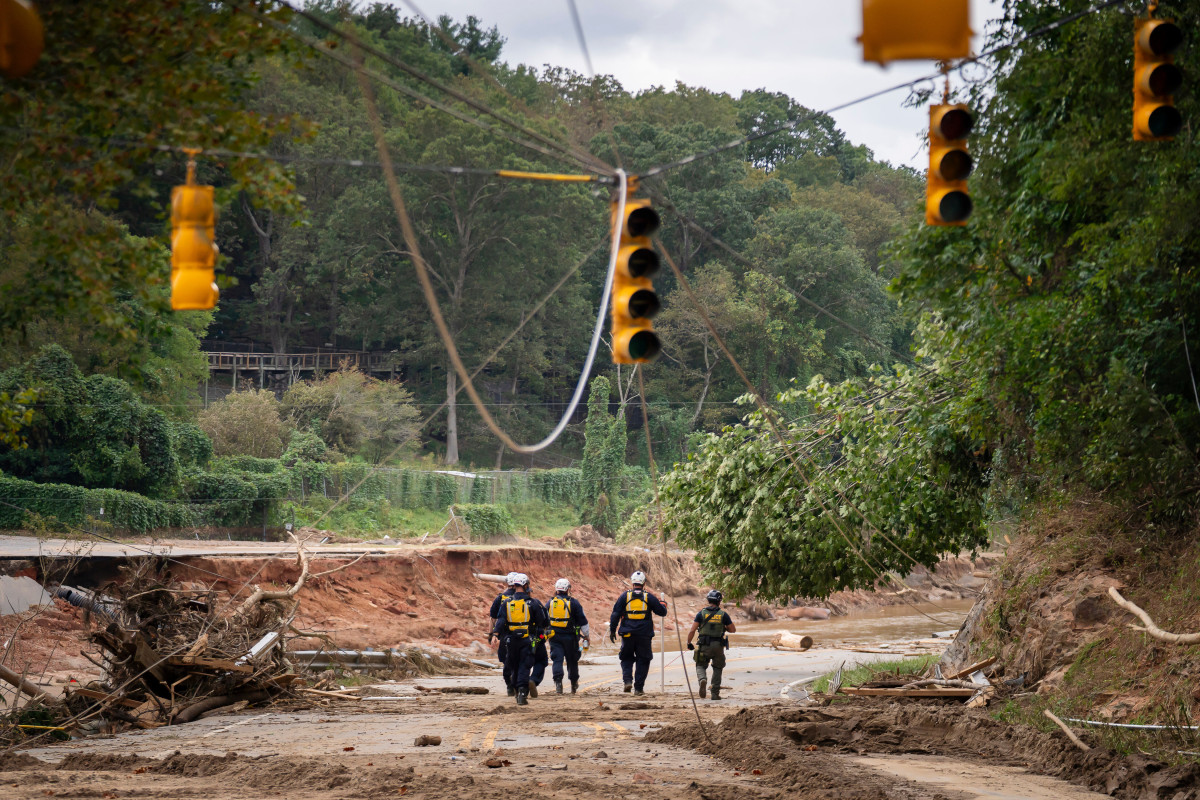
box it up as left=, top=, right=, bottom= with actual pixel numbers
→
left=0, top=126, right=614, bottom=183
left=356, top=39, right=626, bottom=455
left=257, top=0, right=615, bottom=177
left=640, top=0, right=1132, bottom=178
left=229, top=2, right=605, bottom=177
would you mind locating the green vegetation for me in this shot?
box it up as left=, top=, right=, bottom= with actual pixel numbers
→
left=809, top=655, right=938, bottom=694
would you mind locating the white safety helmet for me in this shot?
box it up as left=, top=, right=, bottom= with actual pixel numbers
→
left=630, top=570, right=646, bottom=585
left=514, top=573, right=529, bottom=587
left=505, top=571, right=520, bottom=586
left=555, top=578, right=571, bottom=592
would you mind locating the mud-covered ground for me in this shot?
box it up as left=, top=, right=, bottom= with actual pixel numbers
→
left=10, top=667, right=1193, bottom=800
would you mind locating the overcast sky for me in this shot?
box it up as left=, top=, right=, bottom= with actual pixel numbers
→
left=393, top=0, right=1004, bottom=169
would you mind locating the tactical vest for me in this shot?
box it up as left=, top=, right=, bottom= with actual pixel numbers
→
left=625, top=590, right=649, bottom=620
left=697, top=607, right=725, bottom=639
left=548, top=596, right=572, bottom=629
left=504, top=596, right=531, bottom=637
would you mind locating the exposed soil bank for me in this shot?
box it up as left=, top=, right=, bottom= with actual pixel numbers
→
left=648, top=702, right=1200, bottom=800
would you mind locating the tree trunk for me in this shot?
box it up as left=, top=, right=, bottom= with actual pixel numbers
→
left=445, top=366, right=459, bottom=465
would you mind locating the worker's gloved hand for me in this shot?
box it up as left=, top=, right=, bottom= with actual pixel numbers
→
left=609, top=632, right=617, bottom=644
left=687, top=642, right=694, bottom=650
left=487, top=631, right=495, bottom=644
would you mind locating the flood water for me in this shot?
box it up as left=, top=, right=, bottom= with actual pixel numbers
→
left=735, top=599, right=976, bottom=648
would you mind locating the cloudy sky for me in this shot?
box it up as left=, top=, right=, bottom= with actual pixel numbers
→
left=393, top=0, right=1004, bottom=169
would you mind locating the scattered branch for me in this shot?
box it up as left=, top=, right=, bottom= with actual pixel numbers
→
left=1107, top=587, right=1200, bottom=644
left=1044, top=709, right=1091, bottom=752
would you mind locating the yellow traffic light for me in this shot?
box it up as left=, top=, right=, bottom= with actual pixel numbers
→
left=610, top=197, right=661, bottom=364
left=170, top=167, right=219, bottom=311
left=925, top=104, right=973, bottom=227
left=860, top=0, right=971, bottom=66
left=0, top=0, right=43, bottom=78
left=1133, top=17, right=1183, bottom=142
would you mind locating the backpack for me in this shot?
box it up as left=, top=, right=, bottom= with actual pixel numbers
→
left=505, top=597, right=531, bottom=636
left=625, top=590, right=648, bottom=620
left=548, top=596, right=572, bottom=628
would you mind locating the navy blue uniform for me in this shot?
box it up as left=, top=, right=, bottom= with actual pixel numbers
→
left=545, top=594, right=588, bottom=684
left=493, top=592, right=548, bottom=693
left=609, top=588, right=667, bottom=691
left=489, top=587, right=515, bottom=689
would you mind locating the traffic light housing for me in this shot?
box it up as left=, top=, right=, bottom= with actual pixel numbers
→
left=925, top=104, right=973, bottom=226
left=610, top=197, right=661, bottom=364
left=860, top=0, right=971, bottom=66
left=170, top=179, right=219, bottom=311
left=1133, top=17, right=1183, bottom=142
left=0, top=0, right=43, bottom=78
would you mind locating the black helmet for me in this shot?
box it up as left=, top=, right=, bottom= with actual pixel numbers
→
left=706, top=589, right=722, bottom=603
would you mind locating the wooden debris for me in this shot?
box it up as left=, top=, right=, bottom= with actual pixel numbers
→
left=839, top=687, right=976, bottom=698
left=770, top=632, right=814, bottom=652
left=1044, top=709, right=1091, bottom=751
left=945, top=656, right=998, bottom=681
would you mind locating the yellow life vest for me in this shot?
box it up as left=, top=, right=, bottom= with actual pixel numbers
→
left=505, top=597, right=531, bottom=636
left=548, top=596, right=572, bottom=628
left=625, top=590, right=648, bottom=620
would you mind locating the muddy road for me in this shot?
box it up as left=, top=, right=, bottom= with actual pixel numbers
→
left=5, top=642, right=1131, bottom=800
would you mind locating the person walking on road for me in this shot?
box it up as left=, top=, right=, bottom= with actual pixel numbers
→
left=686, top=589, right=736, bottom=700
left=546, top=578, right=589, bottom=694
left=524, top=576, right=549, bottom=698
left=488, top=572, right=519, bottom=696
left=609, top=570, right=667, bottom=696
left=492, top=573, right=548, bottom=706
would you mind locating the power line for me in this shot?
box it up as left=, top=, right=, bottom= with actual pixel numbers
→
left=640, top=0, right=1133, bottom=178
left=253, top=0, right=614, bottom=177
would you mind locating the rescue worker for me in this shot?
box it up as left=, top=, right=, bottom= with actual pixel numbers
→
left=609, top=570, right=667, bottom=695
left=492, top=573, right=548, bottom=705
left=545, top=578, right=589, bottom=694
left=527, top=576, right=548, bottom=698
left=487, top=572, right=519, bottom=696
left=686, top=589, right=736, bottom=700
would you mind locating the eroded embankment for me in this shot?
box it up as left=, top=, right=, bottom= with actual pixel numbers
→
left=170, top=545, right=702, bottom=651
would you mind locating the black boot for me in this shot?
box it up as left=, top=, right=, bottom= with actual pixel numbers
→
left=516, top=690, right=528, bottom=706
left=507, top=685, right=516, bottom=697
left=528, top=683, right=538, bottom=698
left=710, top=687, right=721, bottom=700
left=555, top=679, right=563, bottom=694
left=623, top=683, right=632, bottom=693
left=570, top=680, right=578, bottom=694
left=698, top=679, right=707, bottom=699
left=633, top=688, right=645, bottom=696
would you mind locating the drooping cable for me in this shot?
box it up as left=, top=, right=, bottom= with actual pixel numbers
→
left=263, top=0, right=615, bottom=177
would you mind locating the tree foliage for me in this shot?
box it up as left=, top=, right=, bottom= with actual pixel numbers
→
left=198, top=390, right=291, bottom=460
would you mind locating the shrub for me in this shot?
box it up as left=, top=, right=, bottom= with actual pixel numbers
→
left=453, top=503, right=515, bottom=538
left=198, top=389, right=290, bottom=459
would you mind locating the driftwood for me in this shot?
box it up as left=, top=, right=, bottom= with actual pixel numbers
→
left=770, top=632, right=814, bottom=651
left=1107, top=587, right=1200, bottom=644
left=1044, top=709, right=1091, bottom=752
left=0, top=663, right=45, bottom=701
left=177, top=690, right=270, bottom=723
left=231, top=545, right=311, bottom=620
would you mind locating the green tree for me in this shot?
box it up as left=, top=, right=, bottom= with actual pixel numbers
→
left=579, top=376, right=627, bottom=536
left=198, top=390, right=291, bottom=460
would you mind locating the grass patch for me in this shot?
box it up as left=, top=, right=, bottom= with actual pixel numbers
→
left=810, top=655, right=939, bottom=694
left=507, top=501, right=580, bottom=539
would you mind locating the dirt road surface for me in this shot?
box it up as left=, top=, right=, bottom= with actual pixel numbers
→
left=4, top=647, right=1120, bottom=800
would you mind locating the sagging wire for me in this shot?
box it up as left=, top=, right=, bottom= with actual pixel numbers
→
left=354, top=40, right=625, bottom=455
left=640, top=0, right=1134, bottom=179
left=260, top=0, right=614, bottom=177
left=636, top=365, right=710, bottom=742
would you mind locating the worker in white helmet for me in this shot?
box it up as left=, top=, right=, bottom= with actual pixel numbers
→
left=609, top=570, right=667, bottom=695
left=545, top=577, right=589, bottom=694
left=488, top=572, right=520, bottom=696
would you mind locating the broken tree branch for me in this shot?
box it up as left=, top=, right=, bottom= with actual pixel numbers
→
left=1044, top=709, right=1091, bottom=752
left=311, top=551, right=370, bottom=578
left=1107, top=587, right=1200, bottom=644
left=0, top=662, right=45, bottom=701
left=231, top=544, right=311, bottom=621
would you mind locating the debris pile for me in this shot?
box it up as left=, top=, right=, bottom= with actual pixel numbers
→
left=65, top=548, right=315, bottom=729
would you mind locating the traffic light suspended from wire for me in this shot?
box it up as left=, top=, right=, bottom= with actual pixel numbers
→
left=859, top=0, right=971, bottom=66
left=0, top=0, right=43, bottom=78
left=1133, top=14, right=1183, bottom=142
left=170, top=151, right=219, bottom=310
left=926, top=104, right=974, bottom=227
left=610, top=189, right=662, bottom=365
